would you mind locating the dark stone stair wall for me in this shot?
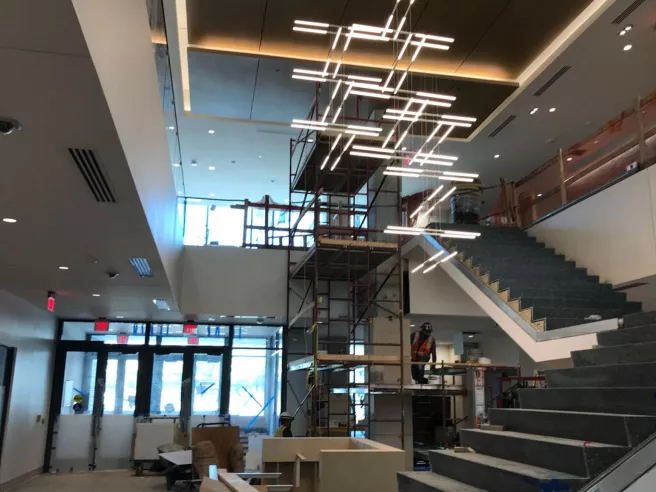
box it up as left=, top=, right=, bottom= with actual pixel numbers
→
left=397, top=313, right=656, bottom=492
left=427, top=223, right=640, bottom=331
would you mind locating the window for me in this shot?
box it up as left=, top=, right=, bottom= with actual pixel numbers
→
left=150, top=354, right=183, bottom=415
left=192, top=354, right=222, bottom=415
left=103, top=354, right=139, bottom=414
left=183, top=203, right=209, bottom=245
left=62, top=322, right=147, bottom=344
left=207, top=206, right=244, bottom=247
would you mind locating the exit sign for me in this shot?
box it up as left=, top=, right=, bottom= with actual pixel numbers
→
left=183, top=323, right=197, bottom=334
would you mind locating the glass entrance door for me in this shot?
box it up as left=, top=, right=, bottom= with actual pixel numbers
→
left=190, top=353, right=223, bottom=427
left=96, top=352, right=139, bottom=469
left=51, top=351, right=101, bottom=472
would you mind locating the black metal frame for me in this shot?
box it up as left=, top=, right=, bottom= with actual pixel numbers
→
left=43, top=321, right=276, bottom=472
left=0, top=344, right=16, bottom=468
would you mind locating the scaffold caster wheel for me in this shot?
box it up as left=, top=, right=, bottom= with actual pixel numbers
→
left=135, top=465, right=143, bottom=476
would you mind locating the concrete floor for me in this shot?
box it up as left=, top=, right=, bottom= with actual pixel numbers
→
left=9, top=470, right=170, bottom=492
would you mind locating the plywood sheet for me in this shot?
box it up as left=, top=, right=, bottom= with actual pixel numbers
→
left=261, top=437, right=351, bottom=462
left=319, top=448, right=405, bottom=492
left=192, top=426, right=241, bottom=470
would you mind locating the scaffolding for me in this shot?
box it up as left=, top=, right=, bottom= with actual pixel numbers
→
left=284, top=97, right=407, bottom=444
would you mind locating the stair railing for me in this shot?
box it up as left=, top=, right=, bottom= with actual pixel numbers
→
left=578, top=430, right=656, bottom=491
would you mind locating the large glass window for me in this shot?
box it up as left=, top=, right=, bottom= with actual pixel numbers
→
left=103, top=353, right=139, bottom=414
left=62, top=322, right=147, bottom=344
left=150, top=324, right=228, bottom=346
left=192, top=354, right=222, bottom=415
left=150, top=353, right=183, bottom=416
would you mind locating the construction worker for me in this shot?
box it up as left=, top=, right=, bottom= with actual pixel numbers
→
left=274, top=412, right=294, bottom=437
left=411, top=322, right=437, bottom=384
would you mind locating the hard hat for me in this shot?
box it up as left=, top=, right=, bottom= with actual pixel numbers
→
left=280, top=412, right=293, bottom=419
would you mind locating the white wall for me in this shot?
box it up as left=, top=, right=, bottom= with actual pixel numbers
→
left=409, top=260, right=486, bottom=317
left=529, top=167, right=656, bottom=286
left=180, top=246, right=288, bottom=317
left=73, top=0, right=184, bottom=303
left=0, top=290, right=56, bottom=484
left=627, top=465, right=656, bottom=492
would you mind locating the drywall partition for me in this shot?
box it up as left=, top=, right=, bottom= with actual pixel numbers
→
left=261, top=437, right=405, bottom=492
left=402, top=236, right=601, bottom=363
left=528, top=167, right=656, bottom=286
left=73, top=0, right=184, bottom=302
left=409, top=261, right=486, bottom=317
left=180, top=246, right=289, bottom=318
left=0, top=290, right=56, bottom=486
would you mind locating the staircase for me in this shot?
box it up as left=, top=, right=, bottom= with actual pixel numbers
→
left=398, top=311, right=656, bottom=492
left=429, top=224, right=641, bottom=331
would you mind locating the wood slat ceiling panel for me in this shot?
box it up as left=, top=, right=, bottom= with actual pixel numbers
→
left=187, top=0, right=267, bottom=52
left=458, top=0, right=594, bottom=79
left=260, top=0, right=349, bottom=60
left=409, top=0, right=510, bottom=75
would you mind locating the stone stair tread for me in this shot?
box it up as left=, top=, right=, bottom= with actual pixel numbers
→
left=430, top=450, right=585, bottom=481
left=465, top=428, right=622, bottom=448
left=399, top=472, right=488, bottom=492
left=493, top=407, right=656, bottom=419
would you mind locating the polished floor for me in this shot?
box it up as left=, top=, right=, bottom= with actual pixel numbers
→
left=10, top=470, right=170, bottom=492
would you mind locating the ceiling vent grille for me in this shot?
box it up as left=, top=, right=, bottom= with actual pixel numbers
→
left=533, top=66, right=571, bottom=96
left=153, top=299, right=171, bottom=311
left=488, top=115, right=516, bottom=138
left=68, top=148, right=116, bottom=203
left=612, top=0, right=646, bottom=24
left=129, top=257, right=154, bottom=278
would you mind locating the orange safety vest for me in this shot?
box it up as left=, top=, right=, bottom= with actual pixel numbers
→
left=411, top=333, right=434, bottom=360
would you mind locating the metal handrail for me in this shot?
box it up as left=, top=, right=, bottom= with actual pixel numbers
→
left=579, top=431, right=656, bottom=492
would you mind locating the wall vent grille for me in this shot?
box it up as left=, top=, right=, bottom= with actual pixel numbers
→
left=534, top=66, right=571, bottom=96
left=68, top=148, right=116, bottom=203
left=488, top=115, right=516, bottom=138
left=129, top=257, right=154, bottom=278
left=612, top=0, right=646, bottom=24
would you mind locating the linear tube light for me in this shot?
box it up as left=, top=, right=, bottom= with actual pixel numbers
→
left=442, top=114, right=477, bottom=122
left=294, top=20, right=330, bottom=28
left=351, top=151, right=395, bottom=160
left=443, top=171, right=479, bottom=178
left=347, top=125, right=382, bottom=132
left=440, top=233, right=479, bottom=239
left=331, top=27, right=343, bottom=50
left=320, top=156, right=330, bottom=170
left=352, top=145, right=395, bottom=153
left=423, top=251, right=458, bottom=273
left=345, top=129, right=381, bottom=137
left=416, top=91, right=457, bottom=101
left=350, top=90, right=391, bottom=99
left=439, top=176, right=473, bottom=182
left=384, top=171, right=420, bottom=178
left=412, top=251, right=444, bottom=273
left=292, top=75, right=327, bottom=82
left=293, top=26, right=328, bottom=35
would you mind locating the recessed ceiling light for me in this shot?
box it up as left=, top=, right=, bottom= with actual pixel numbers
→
left=167, top=126, right=175, bottom=131
left=468, top=335, right=474, bottom=338
left=566, top=157, right=573, bottom=161
left=258, top=155, right=262, bottom=159
left=92, top=293, right=100, bottom=297
left=2, top=218, right=17, bottom=223
left=116, top=315, right=124, bottom=319
left=208, top=317, right=215, bottom=321
left=619, top=29, right=627, bottom=36
left=624, top=24, right=633, bottom=31
left=208, top=166, right=216, bottom=171
left=623, top=44, right=632, bottom=51
left=177, top=191, right=183, bottom=195
left=537, top=193, right=543, bottom=197
left=594, top=140, right=599, bottom=144
left=58, top=266, right=69, bottom=270
left=209, top=193, right=215, bottom=197
left=191, top=161, right=198, bottom=167
left=530, top=107, right=539, bottom=115
left=494, top=154, right=500, bottom=159
left=208, top=129, right=215, bottom=134
left=308, top=139, right=314, bottom=143
left=173, top=162, right=181, bottom=167
left=401, top=147, right=407, bottom=151
left=549, top=107, right=556, bottom=112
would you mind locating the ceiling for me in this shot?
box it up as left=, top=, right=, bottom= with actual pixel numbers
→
left=0, top=0, right=178, bottom=320
left=168, top=0, right=656, bottom=205
left=186, top=0, right=592, bottom=81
